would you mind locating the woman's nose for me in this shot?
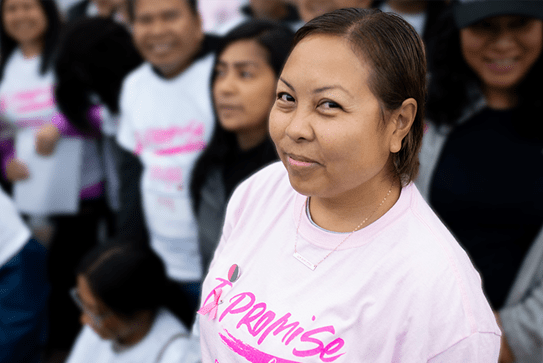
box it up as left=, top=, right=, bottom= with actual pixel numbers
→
left=215, top=72, right=237, bottom=96
left=285, top=109, right=314, bottom=142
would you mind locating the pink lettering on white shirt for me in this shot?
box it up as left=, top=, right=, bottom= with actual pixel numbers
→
left=10, top=87, right=55, bottom=113
left=133, top=120, right=207, bottom=156
left=150, top=166, right=182, bottom=187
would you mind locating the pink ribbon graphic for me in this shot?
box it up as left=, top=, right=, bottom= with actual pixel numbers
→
left=197, top=288, right=223, bottom=320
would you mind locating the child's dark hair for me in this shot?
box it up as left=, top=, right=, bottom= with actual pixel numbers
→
left=190, top=19, right=294, bottom=213
left=55, top=17, right=142, bottom=132
left=76, top=242, right=193, bottom=326
left=126, top=0, right=198, bottom=21
left=0, top=0, right=62, bottom=81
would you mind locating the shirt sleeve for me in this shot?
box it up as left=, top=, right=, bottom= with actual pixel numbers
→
left=157, top=335, right=191, bottom=363
left=116, top=80, right=137, bottom=153
left=427, top=332, right=501, bottom=363
left=51, top=107, right=102, bottom=137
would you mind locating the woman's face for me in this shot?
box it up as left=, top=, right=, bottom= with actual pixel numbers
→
left=74, top=275, right=134, bottom=341
left=213, top=39, right=277, bottom=141
left=269, top=34, right=399, bottom=200
left=2, top=0, right=47, bottom=46
left=460, top=15, right=543, bottom=95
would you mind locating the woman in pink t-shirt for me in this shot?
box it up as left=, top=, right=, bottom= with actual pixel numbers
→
left=198, top=8, right=501, bottom=362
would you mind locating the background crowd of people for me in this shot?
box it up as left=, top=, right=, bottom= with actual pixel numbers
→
left=0, top=0, right=542, bottom=362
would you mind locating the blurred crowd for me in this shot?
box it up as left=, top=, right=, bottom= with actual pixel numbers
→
left=0, top=0, right=542, bottom=362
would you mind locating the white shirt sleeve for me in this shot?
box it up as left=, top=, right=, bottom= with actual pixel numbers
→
left=157, top=337, right=191, bottom=363
left=427, top=332, right=501, bottom=362
left=0, top=188, right=31, bottom=267
left=116, top=79, right=137, bottom=153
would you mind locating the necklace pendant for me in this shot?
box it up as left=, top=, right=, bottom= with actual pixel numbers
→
left=293, top=252, right=317, bottom=271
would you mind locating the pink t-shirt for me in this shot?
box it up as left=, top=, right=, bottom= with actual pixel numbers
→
left=199, top=162, right=501, bottom=362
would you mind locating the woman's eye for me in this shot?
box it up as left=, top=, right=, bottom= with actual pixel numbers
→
left=320, top=100, right=341, bottom=110
left=510, top=18, right=530, bottom=29
left=240, top=71, right=253, bottom=78
left=277, top=92, right=295, bottom=102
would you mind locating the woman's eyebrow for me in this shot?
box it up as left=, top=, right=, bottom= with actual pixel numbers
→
left=279, top=78, right=352, bottom=97
left=232, top=61, right=260, bottom=68
left=279, top=77, right=295, bottom=91
left=313, top=85, right=352, bottom=97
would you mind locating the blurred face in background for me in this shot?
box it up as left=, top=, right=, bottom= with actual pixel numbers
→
left=74, top=275, right=151, bottom=345
left=2, top=0, right=47, bottom=47
left=75, top=275, right=127, bottom=341
left=132, top=0, right=204, bottom=78
left=460, top=15, right=543, bottom=106
left=296, top=0, right=372, bottom=23
left=213, top=39, right=277, bottom=150
left=249, top=0, right=289, bottom=20
left=91, top=0, right=117, bottom=17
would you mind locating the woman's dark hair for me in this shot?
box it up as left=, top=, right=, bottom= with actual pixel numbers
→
left=55, top=17, right=142, bottom=132
left=293, top=8, right=426, bottom=186
left=190, top=19, right=294, bottom=212
left=76, top=242, right=194, bottom=326
left=0, top=0, right=62, bottom=81
left=127, top=0, right=198, bottom=21
left=426, top=5, right=543, bottom=134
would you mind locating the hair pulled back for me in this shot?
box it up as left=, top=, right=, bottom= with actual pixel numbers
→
left=76, top=243, right=193, bottom=326
left=294, top=8, right=427, bottom=185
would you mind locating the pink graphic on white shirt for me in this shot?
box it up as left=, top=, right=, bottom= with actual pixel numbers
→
left=202, top=278, right=346, bottom=362
left=219, top=329, right=301, bottom=363
left=11, top=87, right=54, bottom=114
left=150, top=166, right=183, bottom=188
left=133, top=120, right=207, bottom=156
left=0, top=87, right=55, bottom=129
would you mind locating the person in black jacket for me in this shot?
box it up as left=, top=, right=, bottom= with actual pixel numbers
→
left=190, top=19, right=294, bottom=273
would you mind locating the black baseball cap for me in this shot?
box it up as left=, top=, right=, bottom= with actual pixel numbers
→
left=453, top=0, right=543, bottom=29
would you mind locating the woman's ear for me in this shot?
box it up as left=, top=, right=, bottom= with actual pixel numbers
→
left=389, top=98, right=417, bottom=153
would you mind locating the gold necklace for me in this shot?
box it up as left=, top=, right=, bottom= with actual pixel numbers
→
left=293, top=185, right=393, bottom=271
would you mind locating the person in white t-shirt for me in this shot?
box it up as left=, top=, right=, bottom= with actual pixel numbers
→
left=0, top=0, right=106, bottom=357
left=66, top=242, right=191, bottom=363
left=0, top=188, right=48, bottom=363
left=198, top=8, right=501, bottom=362
left=117, top=0, right=219, bottom=325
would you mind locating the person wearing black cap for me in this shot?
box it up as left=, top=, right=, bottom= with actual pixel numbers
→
left=419, top=1, right=543, bottom=362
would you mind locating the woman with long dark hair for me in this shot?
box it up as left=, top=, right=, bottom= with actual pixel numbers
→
left=420, top=1, right=543, bottom=362
left=39, top=16, right=144, bottom=242
left=0, top=0, right=61, bottom=189
left=190, top=19, right=294, bottom=273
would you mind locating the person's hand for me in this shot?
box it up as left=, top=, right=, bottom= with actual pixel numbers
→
left=35, top=123, right=60, bottom=156
left=494, top=311, right=515, bottom=363
left=6, top=158, right=29, bottom=182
